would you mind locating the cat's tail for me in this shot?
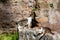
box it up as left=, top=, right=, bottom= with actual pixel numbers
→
left=50, top=31, right=54, bottom=35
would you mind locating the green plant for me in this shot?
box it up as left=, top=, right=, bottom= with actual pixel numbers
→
left=32, top=7, right=37, bottom=12
left=0, top=32, right=19, bottom=40
left=50, top=3, right=54, bottom=8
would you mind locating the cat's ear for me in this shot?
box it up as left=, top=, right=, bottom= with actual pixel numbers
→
left=33, top=12, right=37, bottom=17
left=30, top=12, right=37, bottom=17
left=30, top=13, right=33, bottom=17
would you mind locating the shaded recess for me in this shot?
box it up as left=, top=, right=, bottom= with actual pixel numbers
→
left=0, top=0, right=9, bottom=4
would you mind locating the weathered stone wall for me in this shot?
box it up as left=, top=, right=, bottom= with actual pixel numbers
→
left=0, top=0, right=60, bottom=40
